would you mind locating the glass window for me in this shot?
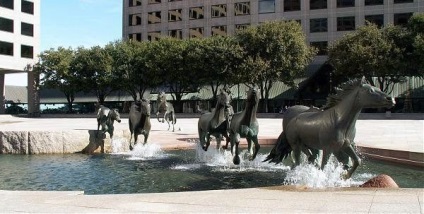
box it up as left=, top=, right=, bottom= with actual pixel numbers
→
left=365, top=14, right=384, bottom=28
left=234, top=2, right=250, bottom=16
left=337, top=16, right=355, bottom=31
left=394, top=0, right=413, bottom=3
left=0, top=0, right=14, bottom=9
left=21, top=45, right=33, bottom=58
left=129, top=0, right=142, bottom=7
left=310, top=18, right=327, bottom=33
left=394, top=13, right=413, bottom=26
left=189, top=7, right=204, bottom=20
left=189, top=27, right=204, bottom=38
left=148, top=31, right=161, bottom=41
left=129, top=14, right=142, bottom=26
left=148, top=11, right=161, bottom=24
left=129, top=33, right=142, bottom=41
left=235, top=24, right=250, bottom=31
left=337, top=0, right=354, bottom=8
left=310, top=0, right=327, bottom=10
left=148, top=0, right=161, bottom=4
left=211, top=25, right=227, bottom=36
left=21, top=22, right=33, bottom=36
left=310, top=41, right=328, bottom=55
left=168, top=9, right=182, bottom=22
left=21, top=0, right=34, bottom=14
left=365, top=0, right=383, bottom=6
left=0, top=41, right=13, bottom=56
left=211, top=4, right=227, bottom=18
left=284, top=0, right=300, bottom=11
left=0, top=17, right=13, bottom=33
left=259, top=0, right=275, bottom=14
left=168, top=29, right=183, bottom=39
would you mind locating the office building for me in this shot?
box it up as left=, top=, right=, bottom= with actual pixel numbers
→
left=0, top=0, right=40, bottom=114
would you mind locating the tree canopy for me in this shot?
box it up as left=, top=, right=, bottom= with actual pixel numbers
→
left=328, top=13, right=424, bottom=93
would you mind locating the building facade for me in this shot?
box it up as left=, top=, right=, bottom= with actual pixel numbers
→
left=0, top=0, right=40, bottom=114
left=122, top=0, right=423, bottom=112
left=122, top=0, right=422, bottom=64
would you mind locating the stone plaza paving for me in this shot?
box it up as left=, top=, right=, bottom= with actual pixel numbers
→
left=0, top=114, right=423, bottom=213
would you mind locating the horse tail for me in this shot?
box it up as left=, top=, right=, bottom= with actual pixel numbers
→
left=263, top=131, right=292, bottom=164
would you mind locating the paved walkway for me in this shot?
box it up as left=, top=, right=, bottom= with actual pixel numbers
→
left=0, top=115, right=423, bottom=213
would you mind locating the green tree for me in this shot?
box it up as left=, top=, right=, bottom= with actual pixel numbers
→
left=108, top=40, right=162, bottom=101
left=407, top=13, right=424, bottom=77
left=71, top=46, right=114, bottom=104
left=146, top=38, right=200, bottom=112
left=328, top=23, right=417, bottom=93
left=195, top=36, right=245, bottom=106
left=34, top=47, right=79, bottom=113
left=236, top=20, right=316, bottom=112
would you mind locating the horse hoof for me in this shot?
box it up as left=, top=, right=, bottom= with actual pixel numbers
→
left=233, top=156, right=240, bottom=165
left=222, top=146, right=227, bottom=150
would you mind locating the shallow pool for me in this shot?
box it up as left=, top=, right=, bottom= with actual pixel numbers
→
left=0, top=144, right=422, bottom=195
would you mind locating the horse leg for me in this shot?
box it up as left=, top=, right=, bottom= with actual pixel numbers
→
left=216, top=134, right=222, bottom=150
left=143, top=132, right=149, bottom=145
left=132, top=134, right=138, bottom=150
left=204, top=133, right=211, bottom=151
left=156, top=111, right=161, bottom=122
left=129, top=132, right=134, bottom=150
left=334, top=151, right=351, bottom=170
left=172, top=113, right=175, bottom=132
left=342, top=144, right=361, bottom=179
left=249, top=136, right=260, bottom=161
left=233, top=140, right=240, bottom=165
left=163, top=112, right=167, bottom=124
left=320, top=150, right=331, bottom=170
left=292, top=146, right=302, bottom=167
left=222, top=133, right=230, bottom=150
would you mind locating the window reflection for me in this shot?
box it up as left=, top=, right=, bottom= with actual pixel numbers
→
left=259, top=0, right=275, bottom=13
left=235, top=2, right=250, bottom=16
left=211, top=4, right=227, bottom=18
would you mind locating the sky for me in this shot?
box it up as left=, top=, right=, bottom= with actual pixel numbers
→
left=5, top=0, right=123, bottom=86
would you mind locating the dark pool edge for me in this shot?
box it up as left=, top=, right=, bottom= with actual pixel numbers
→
left=357, top=146, right=424, bottom=169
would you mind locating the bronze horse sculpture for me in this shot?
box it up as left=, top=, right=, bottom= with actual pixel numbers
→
left=264, top=77, right=395, bottom=178
left=229, top=87, right=260, bottom=165
left=156, top=92, right=176, bottom=132
left=96, top=105, right=121, bottom=139
left=198, top=88, right=232, bottom=151
left=129, top=99, right=151, bottom=150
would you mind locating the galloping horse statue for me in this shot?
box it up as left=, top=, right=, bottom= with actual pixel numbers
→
left=96, top=105, right=122, bottom=139
left=229, top=86, right=260, bottom=165
left=156, top=92, right=176, bottom=132
left=198, top=88, right=232, bottom=151
left=264, top=77, right=395, bottom=178
left=129, top=99, right=151, bottom=150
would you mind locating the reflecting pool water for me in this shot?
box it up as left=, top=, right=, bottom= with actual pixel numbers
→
left=0, top=144, right=422, bottom=195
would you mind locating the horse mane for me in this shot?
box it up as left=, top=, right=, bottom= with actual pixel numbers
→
left=323, top=78, right=363, bottom=109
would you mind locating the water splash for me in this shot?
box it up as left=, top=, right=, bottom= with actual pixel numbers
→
left=110, top=138, right=127, bottom=154
left=126, top=143, right=166, bottom=160
left=171, top=141, right=290, bottom=172
left=283, top=158, right=374, bottom=188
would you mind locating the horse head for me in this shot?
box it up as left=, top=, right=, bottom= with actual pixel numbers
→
left=111, top=108, right=122, bottom=123
left=140, top=99, right=151, bottom=117
left=356, top=77, right=396, bottom=109
left=246, top=86, right=260, bottom=105
left=157, top=91, right=166, bottom=104
left=217, top=87, right=232, bottom=110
